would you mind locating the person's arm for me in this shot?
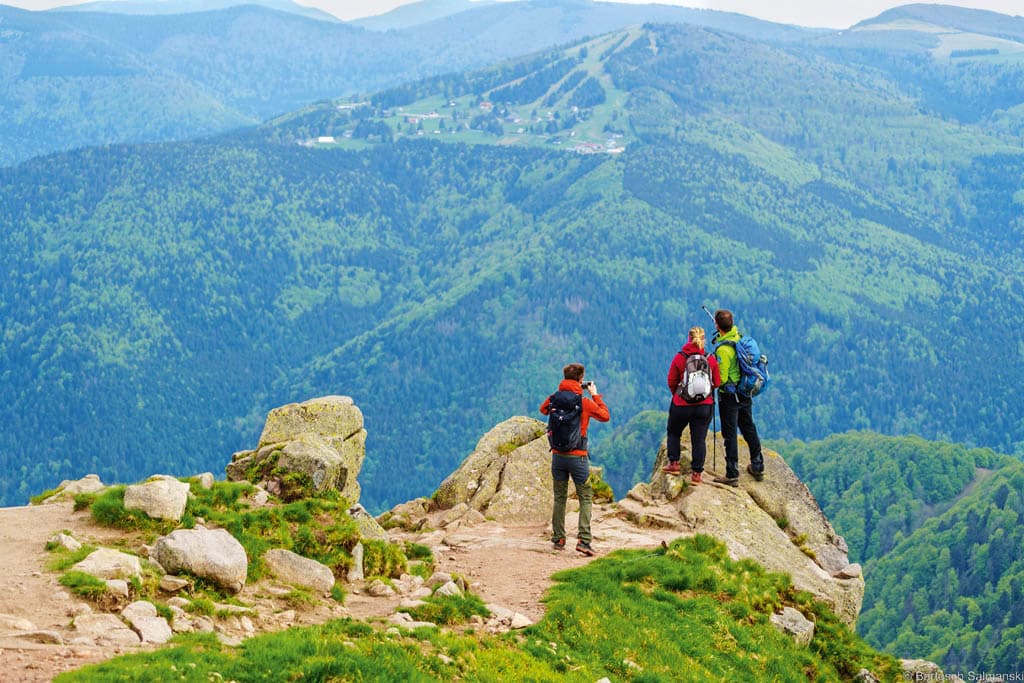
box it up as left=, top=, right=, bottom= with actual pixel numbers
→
left=710, top=354, right=722, bottom=388
left=539, top=396, right=551, bottom=415
left=584, top=393, right=610, bottom=422
left=716, top=345, right=735, bottom=386
left=667, top=355, right=682, bottom=394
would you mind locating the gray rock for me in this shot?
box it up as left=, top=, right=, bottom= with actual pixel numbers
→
left=350, top=504, right=389, bottom=541
left=72, top=548, right=143, bottom=581
left=122, top=602, right=173, bottom=644
left=347, top=542, right=365, bottom=583
left=226, top=396, right=366, bottom=503
left=900, top=660, right=944, bottom=678
left=0, top=613, right=37, bottom=632
left=855, top=670, right=880, bottom=683
left=432, top=417, right=553, bottom=524
left=367, top=579, right=395, bottom=597
left=11, top=630, right=64, bottom=644
left=152, top=528, right=248, bottom=593
left=72, top=613, right=141, bottom=647
left=381, top=498, right=430, bottom=531
left=510, top=613, right=533, bottom=629
left=48, top=532, right=82, bottom=552
left=105, top=579, right=130, bottom=598
left=426, top=571, right=453, bottom=588
left=834, top=563, right=862, bottom=579
left=197, top=472, right=215, bottom=490
left=770, top=607, right=815, bottom=646
left=264, top=548, right=336, bottom=594
left=434, top=581, right=462, bottom=598
left=124, top=476, right=190, bottom=522
left=159, top=575, right=190, bottom=592
left=44, top=474, right=106, bottom=503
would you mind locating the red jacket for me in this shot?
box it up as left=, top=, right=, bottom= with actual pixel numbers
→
left=668, top=341, right=720, bottom=407
left=539, top=379, right=610, bottom=455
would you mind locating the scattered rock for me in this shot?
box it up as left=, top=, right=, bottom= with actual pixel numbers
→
left=72, top=548, right=143, bottom=581
left=0, top=613, right=38, bottom=632
left=367, top=580, right=395, bottom=597
left=71, top=613, right=141, bottom=647
left=347, top=542, right=365, bottom=582
left=124, top=476, right=190, bottom=522
left=509, top=613, right=532, bottom=629
left=434, top=581, right=462, bottom=598
left=349, top=504, right=388, bottom=541
left=48, top=532, right=82, bottom=552
left=105, top=579, right=130, bottom=599
left=197, top=472, right=215, bottom=489
left=12, top=630, right=64, bottom=644
left=159, top=575, right=190, bottom=593
left=122, top=601, right=173, bottom=644
left=770, top=607, right=815, bottom=647
left=263, top=548, right=336, bottom=594
left=426, top=572, right=453, bottom=589
left=834, top=563, right=862, bottom=579
left=44, top=474, right=106, bottom=503
left=151, top=528, right=248, bottom=593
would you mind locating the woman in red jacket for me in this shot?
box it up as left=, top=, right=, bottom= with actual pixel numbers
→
left=663, top=326, right=720, bottom=484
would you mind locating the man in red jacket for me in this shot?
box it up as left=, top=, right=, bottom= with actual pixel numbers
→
left=539, top=362, right=610, bottom=556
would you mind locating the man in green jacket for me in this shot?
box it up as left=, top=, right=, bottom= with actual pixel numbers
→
left=712, top=309, right=764, bottom=486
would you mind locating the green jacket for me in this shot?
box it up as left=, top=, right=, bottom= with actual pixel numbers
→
left=714, top=326, right=742, bottom=390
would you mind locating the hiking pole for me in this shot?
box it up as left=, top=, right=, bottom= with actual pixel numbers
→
left=701, top=305, right=716, bottom=326
left=712, top=388, right=717, bottom=472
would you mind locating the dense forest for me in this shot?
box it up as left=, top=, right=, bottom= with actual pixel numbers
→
left=776, top=432, right=1024, bottom=674
left=4, top=20, right=1024, bottom=512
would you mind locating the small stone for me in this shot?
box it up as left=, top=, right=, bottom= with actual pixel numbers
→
left=510, top=613, right=532, bottom=629
left=160, top=575, right=190, bottom=592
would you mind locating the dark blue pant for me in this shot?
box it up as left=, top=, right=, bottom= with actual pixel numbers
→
left=718, top=390, right=763, bottom=479
left=666, top=402, right=713, bottom=472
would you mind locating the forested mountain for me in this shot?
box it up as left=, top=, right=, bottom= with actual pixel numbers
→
left=60, top=0, right=338, bottom=21
left=777, top=432, right=1024, bottom=674
left=4, top=20, right=1024, bottom=517
left=350, top=0, right=494, bottom=30
left=0, top=0, right=809, bottom=166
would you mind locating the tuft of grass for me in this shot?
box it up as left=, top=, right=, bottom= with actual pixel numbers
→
left=30, top=486, right=63, bottom=505
left=185, top=598, right=215, bottom=617
left=47, top=544, right=96, bottom=571
left=330, top=584, right=346, bottom=603
left=362, top=539, right=407, bottom=578
left=282, top=588, right=317, bottom=609
left=401, top=592, right=491, bottom=626
left=59, top=571, right=108, bottom=599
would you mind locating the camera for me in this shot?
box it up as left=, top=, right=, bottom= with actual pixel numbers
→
left=581, top=381, right=594, bottom=390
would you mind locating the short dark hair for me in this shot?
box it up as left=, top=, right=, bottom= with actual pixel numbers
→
left=714, top=309, right=734, bottom=332
left=563, top=363, right=585, bottom=381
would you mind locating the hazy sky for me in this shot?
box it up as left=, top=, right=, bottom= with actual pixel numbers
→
left=13, top=0, right=1024, bottom=28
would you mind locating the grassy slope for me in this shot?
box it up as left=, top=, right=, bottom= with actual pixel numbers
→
left=56, top=536, right=901, bottom=682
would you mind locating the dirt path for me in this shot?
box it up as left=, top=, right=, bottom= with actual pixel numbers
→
left=0, top=502, right=133, bottom=682
left=0, top=499, right=688, bottom=681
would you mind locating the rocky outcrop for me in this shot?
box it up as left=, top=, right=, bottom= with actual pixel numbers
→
left=619, top=435, right=865, bottom=627
left=124, top=476, right=190, bottom=522
left=41, top=474, right=106, bottom=503
left=433, top=416, right=566, bottom=524
left=151, top=528, right=248, bottom=593
left=226, top=396, right=366, bottom=503
left=770, top=606, right=815, bottom=646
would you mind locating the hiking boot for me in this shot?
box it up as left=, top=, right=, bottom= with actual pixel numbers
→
left=575, top=540, right=595, bottom=556
left=713, top=475, right=739, bottom=487
left=690, top=471, right=702, bottom=485
left=662, top=461, right=682, bottom=475
left=552, top=538, right=566, bottom=551
left=746, top=464, right=765, bottom=481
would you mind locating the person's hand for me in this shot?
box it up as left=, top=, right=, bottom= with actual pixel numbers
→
left=587, top=382, right=599, bottom=395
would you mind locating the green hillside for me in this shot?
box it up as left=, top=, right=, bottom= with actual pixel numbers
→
left=777, top=432, right=1024, bottom=673
left=4, top=22, right=1024, bottom=514
left=55, top=536, right=901, bottom=682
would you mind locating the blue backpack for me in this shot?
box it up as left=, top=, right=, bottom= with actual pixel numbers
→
left=718, top=335, right=770, bottom=397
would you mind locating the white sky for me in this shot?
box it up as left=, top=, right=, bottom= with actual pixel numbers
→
left=14, top=0, right=1024, bottom=28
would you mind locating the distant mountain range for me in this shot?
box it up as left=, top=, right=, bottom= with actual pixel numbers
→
left=0, top=0, right=818, bottom=166
left=58, top=0, right=339, bottom=21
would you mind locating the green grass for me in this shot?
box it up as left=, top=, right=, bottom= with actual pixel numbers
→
left=56, top=536, right=903, bottom=682
left=59, top=571, right=108, bottom=599
left=400, top=592, right=490, bottom=626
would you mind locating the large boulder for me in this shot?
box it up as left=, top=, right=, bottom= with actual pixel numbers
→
left=124, top=476, right=190, bottom=522
left=644, top=436, right=864, bottom=627
left=72, top=548, right=143, bottom=581
left=227, top=396, right=365, bottom=503
left=41, top=474, right=106, bottom=503
left=151, top=528, right=248, bottom=593
left=432, top=417, right=555, bottom=524
left=263, top=549, right=336, bottom=594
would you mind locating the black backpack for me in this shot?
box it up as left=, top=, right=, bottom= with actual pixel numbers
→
left=675, top=351, right=712, bottom=403
left=546, top=390, right=584, bottom=452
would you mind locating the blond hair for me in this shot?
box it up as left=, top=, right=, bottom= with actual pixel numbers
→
left=688, top=326, right=706, bottom=350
